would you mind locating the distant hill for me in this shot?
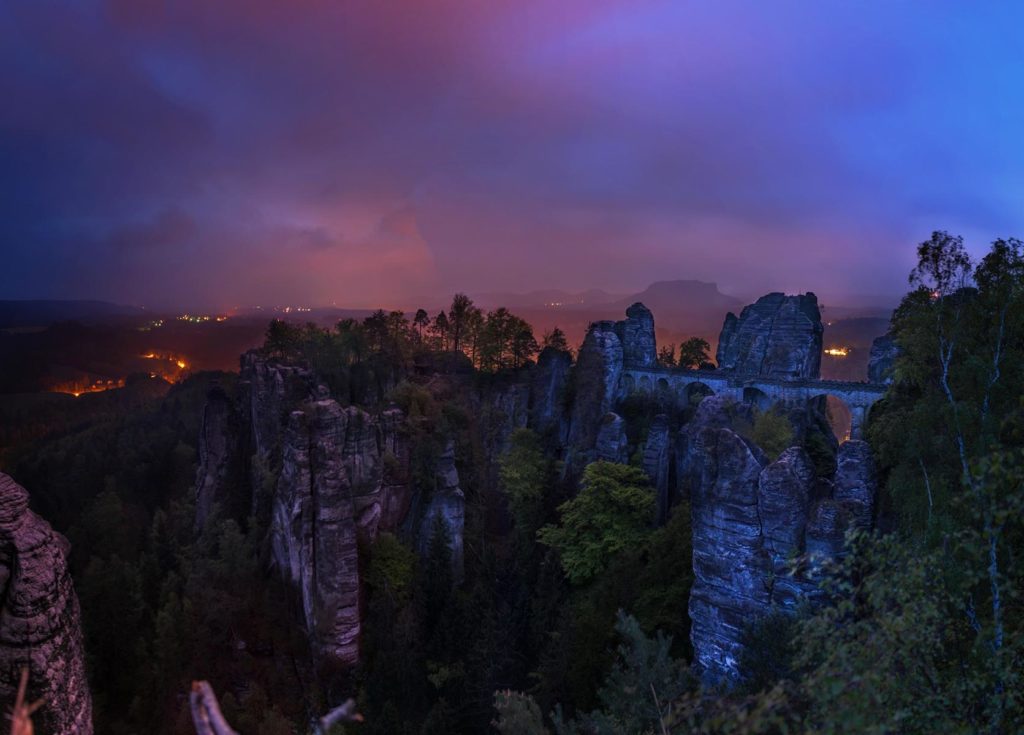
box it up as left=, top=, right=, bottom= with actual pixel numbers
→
left=612, top=280, right=741, bottom=323
left=461, top=280, right=743, bottom=350
left=471, top=288, right=623, bottom=309
left=0, top=300, right=145, bottom=328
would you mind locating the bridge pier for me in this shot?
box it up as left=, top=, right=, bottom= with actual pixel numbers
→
left=849, top=404, right=867, bottom=441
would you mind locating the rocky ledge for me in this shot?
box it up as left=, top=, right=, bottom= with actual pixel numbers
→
left=0, top=473, right=93, bottom=735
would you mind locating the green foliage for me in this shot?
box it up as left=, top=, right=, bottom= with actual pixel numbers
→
left=871, top=232, right=1024, bottom=533
left=502, top=613, right=689, bottom=735
left=542, top=327, right=570, bottom=353
left=677, top=337, right=712, bottom=369
left=736, top=612, right=801, bottom=694
left=493, top=690, right=550, bottom=735
left=584, top=612, right=689, bottom=734
left=388, top=381, right=441, bottom=421
left=476, top=307, right=540, bottom=371
left=737, top=408, right=794, bottom=461
left=366, top=533, right=417, bottom=606
left=539, top=462, right=655, bottom=585
left=627, top=505, right=694, bottom=657
left=803, top=428, right=837, bottom=478
left=499, top=429, right=556, bottom=543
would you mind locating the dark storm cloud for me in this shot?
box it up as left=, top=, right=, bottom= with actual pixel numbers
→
left=2, top=0, right=1022, bottom=309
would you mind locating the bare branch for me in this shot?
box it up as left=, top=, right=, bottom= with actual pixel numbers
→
left=9, top=667, right=44, bottom=735
left=187, top=681, right=363, bottom=735
left=316, top=698, right=364, bottom=733
left=190, top=681, right=239, bottom=735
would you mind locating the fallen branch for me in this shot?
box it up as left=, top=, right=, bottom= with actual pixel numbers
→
left=190, top=681, right=239, bottom=735
left=316, top=699, right=363, bottom=733
left=8, top=667, right=44, bottom=735
left=189, top=681, right=363, bottom=735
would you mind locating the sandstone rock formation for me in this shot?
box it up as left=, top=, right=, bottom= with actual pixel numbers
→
left=616, top=302, right=657, bottom=367
left=479, top=381, right=531, bottom=458
left=683, top=398, right=877, bottom=682
left=239, top=351, right=318, bottom=460
left=418, top=441, right=466, bottom=583
left=595, top=412, right=629, bottom=464
left=686, top=416, right=769, bottom=679
left=270, top=400, right=414, bottom=667
left=238, top=352, right=320, bottom=524
left=0, top=473, right=92, bottom=735
left=867, top=334, right=899, bottom=383
left=642, top=414, right=674, bottom=523
left=565, top=302, right=660, bottom=462
left=716, top=293, right=823, bottom=378
left=567, top=321, right=623, bottom=459
left=831, top=439, right=876, bottom=532
left=194, top=385, right=239, bottom=530
left=530, top=346, right=573, bottom=443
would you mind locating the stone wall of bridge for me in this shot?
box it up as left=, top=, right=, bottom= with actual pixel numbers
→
left=620, top=367, right=886, bottom=439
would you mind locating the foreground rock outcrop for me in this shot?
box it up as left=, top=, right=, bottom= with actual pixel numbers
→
left=683, top=399, right=877, bottom=682
left=717, top=292, right=823, bottom=378
left=0, top=473, right=92, bottom=735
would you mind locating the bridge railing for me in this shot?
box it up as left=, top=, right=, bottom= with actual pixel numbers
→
left=622, top=364, right=887, bottom=393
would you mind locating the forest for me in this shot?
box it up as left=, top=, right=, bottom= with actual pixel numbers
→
left=1, top=233, right=1021, bottom=734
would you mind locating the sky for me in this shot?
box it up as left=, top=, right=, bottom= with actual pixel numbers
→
left=2, top=1, right=1023, bottom=311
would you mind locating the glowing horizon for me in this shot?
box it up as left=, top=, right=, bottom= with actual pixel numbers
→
left=3, top=2, right=1023, bottom=310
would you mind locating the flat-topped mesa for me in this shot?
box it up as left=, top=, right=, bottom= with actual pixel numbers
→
left=0, top=473, right=93, bottom=735
left=716, top=292, right=823, bottom=379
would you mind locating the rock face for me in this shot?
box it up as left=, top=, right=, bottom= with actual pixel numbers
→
left=642, top=414, right=674, bottom=524
left=831, top=440, right=876, bottom=531
left=239, top=351, right=318, bottom=460
left=194, top=386, right=239, bottom=530
left=238, top=352, right=320, bottom=524
left=418, top=441, right=466, bottom=583
left=270, top=400, right=415, bottom=667
left=595, top=412, right=629, bottom=464
left=530, top=347, right=573, bottom=443
left=683, top=399, right=877, bottom=682
left=566, top=302, right=659, bottom=461
left=479, top=381, right=531, bottom=459
left=716, top=293, right=823, bottom=378
left=686, top=417, right=769, bottom=679
left=867, top=334, right=899, bottom=383
left=616, top=302, right=657, bottom=367
left=0, top=474, right=92, bottom=735
left=567, top=321, right=623, bottom=458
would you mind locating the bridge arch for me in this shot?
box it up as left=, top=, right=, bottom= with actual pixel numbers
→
left=621, top=373, right=635, bottom=395
left=742, top=386, right=772, bottom=411
left=809, top=391, right=856, bottom=442
left=683, top=381, right=715, bottom=407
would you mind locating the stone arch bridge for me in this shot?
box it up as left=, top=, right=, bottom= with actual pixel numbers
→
left=621, top=365, right=887, bottom=439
